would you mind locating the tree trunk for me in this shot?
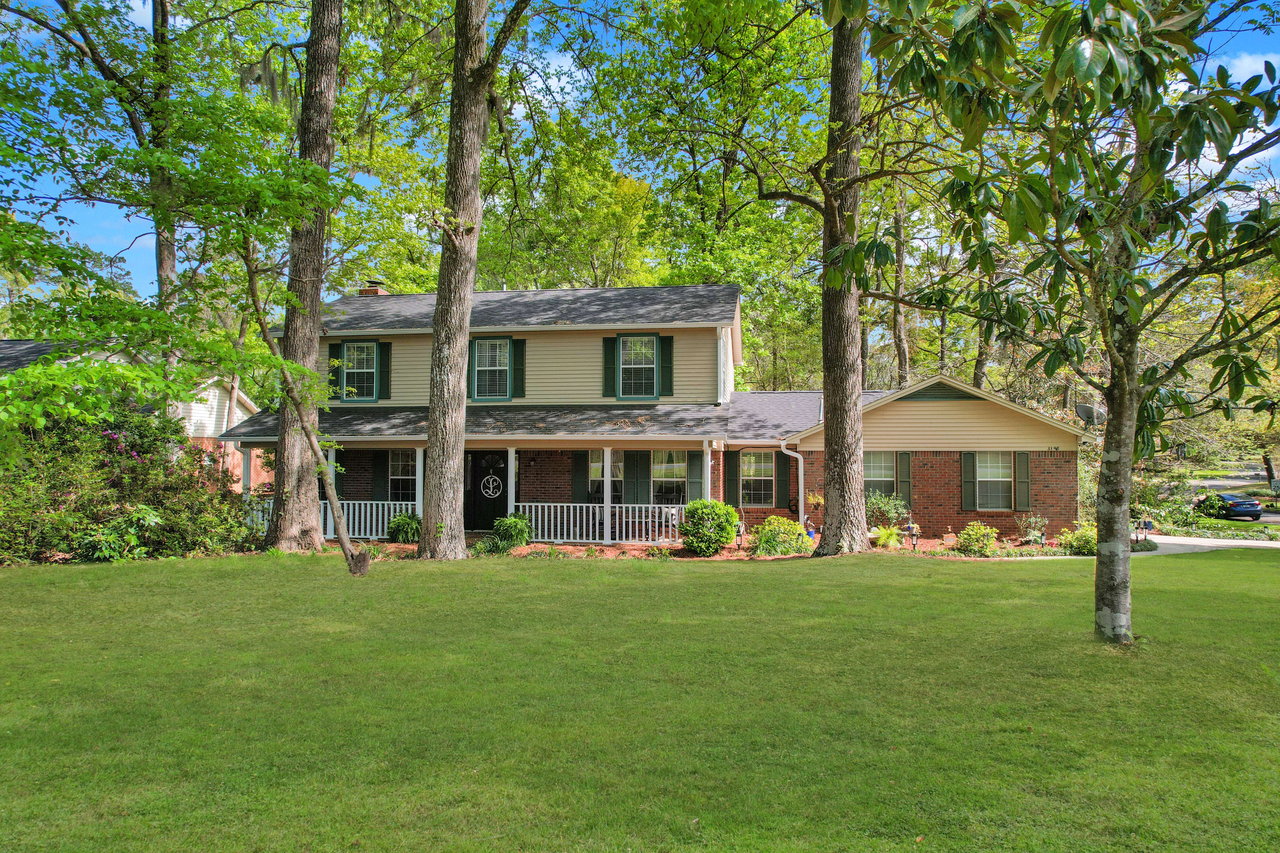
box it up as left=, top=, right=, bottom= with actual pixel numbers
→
left=813, top=17, right=868, bottom=556
left=937, top=309, right=948, bottom=373
left=420, top=0, right=499, bottom=559
left=1263, top=454, right=1276, bottom=483
left=1094, top=357, right=1140, bottom=643
left=860, top=319, right=870, bottom=389
left=972, top=322, right=990, bottom=389
left=891, top=189, right=909, bottom=388
left=267, top=0, right=343, bottom=552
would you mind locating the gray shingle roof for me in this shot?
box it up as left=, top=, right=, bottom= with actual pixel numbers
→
left=320, top=284, right=740, bottom=333
left=220, top=390, right=905, bottom=442
left=0, top=340, right=56, bottom=373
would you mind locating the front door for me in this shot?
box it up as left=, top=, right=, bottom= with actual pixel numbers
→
left=465, top=451, right=508, bottom=530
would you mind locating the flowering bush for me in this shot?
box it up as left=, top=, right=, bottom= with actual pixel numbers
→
left=0, top=407, right=256, bottom=564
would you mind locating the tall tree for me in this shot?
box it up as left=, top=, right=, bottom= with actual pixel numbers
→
left=268, top=0, right=345, bottom=551
left=419, top=0, right=531, bottom=560
left=879, top=0, right=1280, bottom=640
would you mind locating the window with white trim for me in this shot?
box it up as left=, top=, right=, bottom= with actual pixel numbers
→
left=388, top=449, right=416, bottom=502
left=342, top=341, right=377, bottom=400
left=588, top=449, right=623, bottom=504
left=619, top=335, right=657, bottom=398
left=976, top=451, right=1013, bottom=510
left=864, top=451, right=896, bottom=496
left=741, top=451, right=775, bottom=506
left=651, top=450, right=687, bottom=505
left=473, top=339, right=510, bottom=399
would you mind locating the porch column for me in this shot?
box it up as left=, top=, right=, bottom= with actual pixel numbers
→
left=414, top=446, right=424, bottom=518
left=506, top=447, right=517, bottom=516
left=603, top=446, right=613, bottom=544
left=239, top=443, right=251, bottom=494
left=702, top=440, right=712, bottom=499
left=325, top=447, right=336, bottom=538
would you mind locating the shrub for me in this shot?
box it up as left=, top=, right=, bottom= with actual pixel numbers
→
left=0, top=408, right=255, bottom=564
left=750, top=515, right=811, bottom=556
left=866, top=490, right=910, bottom=529
left=469, top=514, right=533, bottom=556
left=678, top=499, right=739, bottom=556
left=1058, top=524, right=1098, bottom=556
left=1195, top=492, right=1229, bottom=518
left=1014, top=512, right=1048, bottom=543
left=873, top=524, right=903, bottom=549
left=492, top=513, right=532, bottom=548
left=954, top=521, right=1000, bottom=557
left=386, top=512, right=421, bottom=544
left=1131, top=538, right=1158, bottom=552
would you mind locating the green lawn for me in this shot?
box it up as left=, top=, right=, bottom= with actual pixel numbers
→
left=2, top=551, right=1277, bottom=852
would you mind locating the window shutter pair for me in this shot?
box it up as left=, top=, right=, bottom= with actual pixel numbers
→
left=468, top=339, right=524, bottom=400
left=723, top=450, right=740, bottom=507
left=600, top=336, right=674, bottom=398
left=960, top=451, right=1030, bottom=511
left=328, top=342, right=391, bottom=400
left=774, top=450, right=790, bottom=509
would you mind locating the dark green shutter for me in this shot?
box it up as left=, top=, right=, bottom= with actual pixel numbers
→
left=1014, top=451, right=1031, bottom=511
left=328, top=343, right=342, bottom=399
left=377, top=341, right=392, bottom=400
left=371, top=450, right=389, bottom=501
left=961, top=452, right=977, bottom=512
left=687, top=450, right=704, bottom=501
left=774, top=450, right=790, bottom=509
left=896, top=451, right=912, bottom=506
left=467, top=340, right=476, bottom=400
left=334, top=449, right=345, bottom=498
left=724, top=450, right=740, bottom=507
left=571, top=451, right=591, bottom=503
left=623, top=450, right=650, bottom=504
left=659, top=335, right=674, bottom=397
left=602, top=337, right=617, bottom=397
left=511, top=339, right=526, bottom=398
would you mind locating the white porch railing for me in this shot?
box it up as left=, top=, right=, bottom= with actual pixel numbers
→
left=516, top=502, right=684, bottom=545
left=247, top=499, right=415, bottom=540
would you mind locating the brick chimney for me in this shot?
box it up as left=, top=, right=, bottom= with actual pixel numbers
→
left=358, top=280, right=389, bottom=296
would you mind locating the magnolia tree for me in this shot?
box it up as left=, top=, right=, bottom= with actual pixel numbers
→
left=876, top=0, right=1280, bottom=640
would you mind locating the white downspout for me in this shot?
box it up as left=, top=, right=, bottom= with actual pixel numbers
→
left=779, top=440, right=805, bottom=524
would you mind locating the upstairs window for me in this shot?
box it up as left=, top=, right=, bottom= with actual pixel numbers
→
left=651, top=450, right=688, bottom=505
left=588, top=449, right=624, bottom=504
left=341, top=341, right=377, bottom=401
left=976, top=451, right=1013, bottom=510
left=619, top=335, right=657, bottom=399
left=388, top=449, right=416, bottom=502
left=472, top=338, right=510, bottom=400
left=864, top=451, right=896, bottom=496
left=741, top=451, right=775, bottom=506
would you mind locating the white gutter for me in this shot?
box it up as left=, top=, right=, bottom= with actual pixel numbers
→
left=779, top=440, right=806, bottom=524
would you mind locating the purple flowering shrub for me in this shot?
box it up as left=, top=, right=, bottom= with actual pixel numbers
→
left=0, top=407, right=257, bottom=564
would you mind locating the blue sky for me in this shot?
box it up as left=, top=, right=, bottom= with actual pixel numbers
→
left=24, top=6, right=1280, bottom=298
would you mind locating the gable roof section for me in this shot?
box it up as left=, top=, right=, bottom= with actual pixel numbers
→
left=0, top=340, right=56, bottom=372
left=785, top=375, right=1086, bottom=443
left=320, top=284, right=741, bottom=333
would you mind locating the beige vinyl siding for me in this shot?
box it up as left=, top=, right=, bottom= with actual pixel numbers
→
left=177, top=385, right=257, bottom=438
left=796, top=400, right=1080, bottom=451
left=320, top=334, right=432, bottom=406
left=321, top=328, right=720, bottom=406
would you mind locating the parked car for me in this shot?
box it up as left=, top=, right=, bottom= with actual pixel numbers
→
left=1195, top=492, right=1263, bottom=521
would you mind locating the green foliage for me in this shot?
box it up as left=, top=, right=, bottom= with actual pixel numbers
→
left=469, top=514, right=533, bottom=557
left=872, top=524, right=904, bottom=549
left=954, top=521, right=1000, bottom=557
left=1131, top=538, right=1159, bottom=553
left=492, top=514, right=532, bottom=548
left=1058, top=525, right=1099, bottom=557
left=1195, top=492, right=1229, bottom=519
left=645, top=546, right=675, bottom=562
left=1015, top=513, right=1048, bottom=543
left=386, top=512, right=421, bottom=544
left=749, top=515, right=811, bottom=556
left=866, top=490, right=910, bottom=529
left=677, top=499, right=739, bottom=556
left=0, top=409, right=255, bottom=564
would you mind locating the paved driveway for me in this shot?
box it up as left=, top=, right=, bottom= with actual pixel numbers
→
left=1145, top=534, right=1280, bottom=555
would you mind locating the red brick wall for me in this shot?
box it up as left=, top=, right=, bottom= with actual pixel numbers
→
left=517, top=450, right=574, bottom=503
left=191, top=438, right=272, bottom=494
left=335, top=449, right=376, bottom=500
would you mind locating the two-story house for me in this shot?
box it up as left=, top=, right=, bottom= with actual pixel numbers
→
left=221, top=284, right=1084, bottom=543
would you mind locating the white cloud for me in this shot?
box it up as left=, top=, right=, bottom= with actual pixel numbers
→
left=1224, top=52, right=1280, bottom=83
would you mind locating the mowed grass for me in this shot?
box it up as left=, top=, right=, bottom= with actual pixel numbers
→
left=1, top=551, right=1278, bottom=852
